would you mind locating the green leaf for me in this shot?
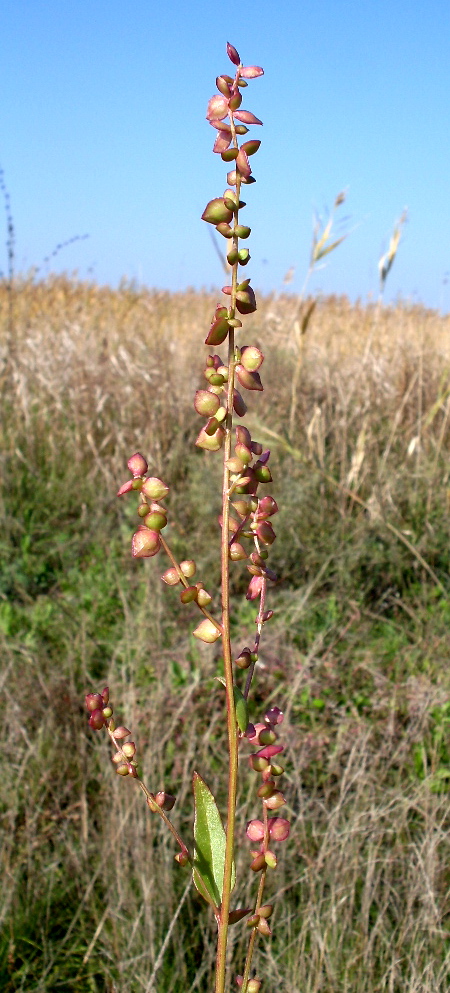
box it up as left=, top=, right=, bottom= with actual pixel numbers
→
left=215, top=676, right=249, bottom=733
left=192, top=772, right=235, bottom=910
left=233, top=684, right=249, bottom=733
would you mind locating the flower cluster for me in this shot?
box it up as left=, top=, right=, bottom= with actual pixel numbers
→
left=85, top=686, right=138, bottom=778
left=245, top=706, right=290, bottom=875
left=117, top=453, right=170, bottom=559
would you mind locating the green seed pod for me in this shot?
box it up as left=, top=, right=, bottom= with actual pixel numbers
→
left=122, top=741, right=136, bottom=758
left=235, top=442, right=252, bottom=464
left=250, top=755, right=269, bottom=772
left=259, top=728, right=277, bottom=745
left=229, top=91, right=242, bottom=111
left=240, top=345, right=264, bottom=372
left=194, top=390, right=221, bottom=417
left=234, top=224, right=251, bottom=239
left=235, top=124, right=249, bottom=135
left=227, top=248, right=239, bottom=265
left=264, top=851, right=278, bottom=868
left=221, top=148, right=239, bottom=162
left=234, top=647, right=252, bottom=669
left=196, top=587, right=212, bottom=607
left=270, top=762, right=284, bottom=776
left=193, top=618, right=222, bottom=643
left=201, top=198, right=234, bottom=225
left=195, top=425, right=225, bottom=451
left=180, top=560, right=196, bottom=578
left=254, top=464, right=272, bottom=483
left=144, top=511, right=167, bottom=531
left=141, top=477, right=169, bottom=500
left=229, top=542, right=247, bottom=561
left=137, top=503, right=149, bottom=517
left=215, top=222, right=233, bottom=238
left=216, top=74, right=232, bottom=97
left=226, top=455, right=246, bottom=474
left=238, top=248, right=250, bottom=265
left=241, top=139, right=261, bottom=156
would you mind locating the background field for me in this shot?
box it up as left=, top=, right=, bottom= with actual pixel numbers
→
left=2, top=278, right=450, bottom=992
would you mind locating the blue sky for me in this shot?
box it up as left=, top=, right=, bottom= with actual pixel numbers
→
left=2, top=0, right=450, bottom=308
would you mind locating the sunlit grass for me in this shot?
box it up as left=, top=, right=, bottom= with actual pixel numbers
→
left=2, top=277, right=450, bottom=991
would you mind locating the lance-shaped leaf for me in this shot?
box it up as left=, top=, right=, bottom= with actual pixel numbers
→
left=192, top=772, right=235, bottom=910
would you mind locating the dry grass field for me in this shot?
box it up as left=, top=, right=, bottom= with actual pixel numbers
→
left=2, top=276, right=450, bottom=992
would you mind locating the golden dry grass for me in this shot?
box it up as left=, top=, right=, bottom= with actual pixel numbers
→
left=2, top=277, right=450, bottom=992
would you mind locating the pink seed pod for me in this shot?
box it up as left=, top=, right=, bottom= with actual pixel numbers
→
left=234, top=110, right=263, bottom=126
left=265, top=706, right=284, bottom=726
left=240, top=65, right=264, bottom=79
left=233, top=390, right=247, bottom=417
left=127, top=453, right=148, bottom=477
left=226, top=42, right=241, bottom=66
left=85, top=692, right=103, bottom=713
left=268, top=817, right=291, bottom=842
left=263, top=791, right=286, bottom=810
left=255, top=743, right=284, bottom=760
left=206, top=94, right=229, bottom=121
left=88, top=709, right=106, bottom=730
left=246, top=819, right=265, bottom=841
left=246, top=575, right=264, bottom=601
left=155, top=791, right=176, bottom=811
left=256, top=496, right=279, bottom=519
left=117, top=479, right=134, bottom=497
left=131, top=528, right=161, bottom=559
left=161, top=567, right=180, bottom=586
left=113, top=726, right=131, bottom=740
left=236, top=364, right=262, bottom=390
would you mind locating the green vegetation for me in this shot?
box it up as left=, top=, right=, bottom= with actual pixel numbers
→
left=2, top=278, right=450, bottom=991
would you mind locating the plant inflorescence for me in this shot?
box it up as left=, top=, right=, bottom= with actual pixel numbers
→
left=85, top=43, right=290, bottom=993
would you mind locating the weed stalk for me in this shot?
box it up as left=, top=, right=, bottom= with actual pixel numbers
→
left=85, top=43, right=290, bottom=993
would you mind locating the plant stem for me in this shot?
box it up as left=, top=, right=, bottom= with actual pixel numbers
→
left=215, top=163, right=242, bottom=993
